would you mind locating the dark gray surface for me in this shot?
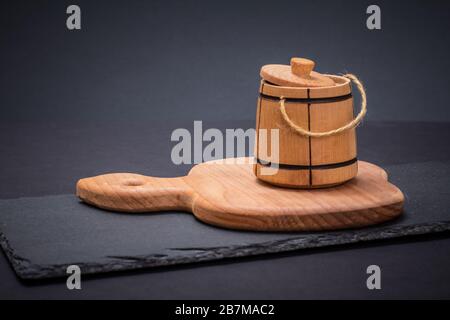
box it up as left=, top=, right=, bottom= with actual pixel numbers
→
left=1, top=232, right=450, bottom=299
left=1, top=120, right=450, bottom=200
left=1, top=0, right=450, bottom=123
left=0, top=121, right=450, bottom=298
left=1, top=160, right=449, bottom=280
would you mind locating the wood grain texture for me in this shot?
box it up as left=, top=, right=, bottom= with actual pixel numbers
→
left=261, top=76, right=351, bottom=99
left=260, top=57, right=335, bottom=88
left=77, top=158, right=404, bottom=232
left=291, top=58, right=315, bottom=78
left=255, top=77, right=357, bottom=188
left=261, top=64, right=335, bottom=87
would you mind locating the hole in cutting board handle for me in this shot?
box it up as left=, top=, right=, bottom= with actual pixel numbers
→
left=123, top=179, right=145, bottom=187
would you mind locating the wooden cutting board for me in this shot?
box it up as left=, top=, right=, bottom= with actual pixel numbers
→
left=76, top=158, right=404, bottom=231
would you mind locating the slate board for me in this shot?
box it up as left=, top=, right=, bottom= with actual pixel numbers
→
left=1, top=161, right=450, bottom=280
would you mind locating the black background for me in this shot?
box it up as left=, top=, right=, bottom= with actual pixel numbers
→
left=1, top=0, right=450, bottom=299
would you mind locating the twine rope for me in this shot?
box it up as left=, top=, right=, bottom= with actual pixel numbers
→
left=279, top=73, right=367, bottom=138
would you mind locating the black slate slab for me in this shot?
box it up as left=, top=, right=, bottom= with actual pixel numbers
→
left=1, top=161, right=450, bottom=280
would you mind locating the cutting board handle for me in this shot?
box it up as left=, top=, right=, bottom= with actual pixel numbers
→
left=76, top=173, right=194, bottom=212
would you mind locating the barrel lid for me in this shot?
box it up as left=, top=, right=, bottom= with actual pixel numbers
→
left=260, top=57, right=335, bottom=88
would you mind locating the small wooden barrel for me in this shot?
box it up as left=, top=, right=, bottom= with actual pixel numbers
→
left=254, top=58, right=360, bottom=188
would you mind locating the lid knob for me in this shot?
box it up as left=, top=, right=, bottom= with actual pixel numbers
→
left=291, top=57, right=315, bottom=78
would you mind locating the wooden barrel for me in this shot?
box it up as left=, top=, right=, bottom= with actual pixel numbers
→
left=254, top=75, right=358, bottom=188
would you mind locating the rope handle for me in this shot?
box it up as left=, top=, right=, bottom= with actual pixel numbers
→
left=279, top=73, right=367, bottom=138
